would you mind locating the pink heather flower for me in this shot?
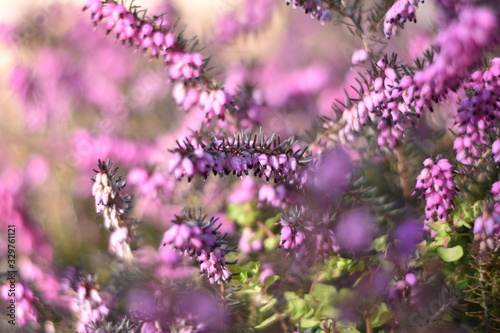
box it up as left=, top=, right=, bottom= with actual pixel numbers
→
left=351, top=49, right=369, bottom=65
left=284, top=0, right=332, bottom=25
left=82, top=0, right=242, bottom=125
left=227, top=178, right=257, bottom=204
left=92, top=163, right=127, bottom=230
left=168, top=53, right=203, bottom=81
left=335, top=55, right=416, bottom=149
left=199, top=89, right=233, bottom=120
left=384, top=0, right=424, bottom=39
left=414, top=158, right=456, bottom=231
left=160, top=213, right=232, bottom=284
left=72, top=276, right=110, bottom=333
left=139, top=321, right=164, bottom=333
left=172, top=83, right=201, bottom=111
left=388, top=272, right=421, bottom=305
left=258, top=184, right=287, bottom=208
left=493, top=140, right=500, bottom=163
left=197, top=247, right=232, bottom=284
left=167, top=134, right=310, bottom=186
left=109, top=227, right=133, bottom=260
left=280, top=224, right=305, bottom=250
left=1, top=281, right=38, bottom=326
left=399, top=8, right=498, bottom=115
left=71, top=129, right=157, bottom=181
left=0, top=174, right=53, bottom=261
left=259, top=264, right=275, bottom=285
left=127, top=167, right=170, bottom=202
left=473, top=207, right=500, bottom=252
left=279, top=217, right=306, bottom=250
left=453, top=58, right=500, bottom=165
left=279, top=211, right=339, bottom=259
left=158, top=244, right=183, bottom=266
left=214, top=0, right=275, bottom=44
left=238, top=227, right=263, bottom=254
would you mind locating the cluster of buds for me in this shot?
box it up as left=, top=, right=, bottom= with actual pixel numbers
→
left=83, top=0, right=236, bottom=123
left=384, top=0, right=424, bottom=39
left=72, top=275, right=110, bottom=333
left=92, top=159, right=128, bottom=230
left=279, top=216, right=305, bottom=250
left=493, top=140, right=500, bottom=163
left=473, top=208, right=500, bottom=252
left=215, top=0, right=275, bottom=44
left=1, top=281, right=38, bottom=326
left=396, top=8, right=498, bottom=115
left=331, top=55, right=415, bottom=149
left=82, top=0, right=193, bottom=72
left=160, top=211, right=234, bottom=284
left=279, top=209, right=339, bottom=258
left=92, top=159, right=134, bottom=261
left=388, top=272, right=420, bottom=305
left=168, top=132, right=310, bottom=186
left=414, top=158, right=457, bottom=230
left=327, top=8, right=497, bottom=151
left=284, top=0, right=332, bottom=25
left=473, top=182, right=500, bottom=251
left=453, top=58, right=500, bottom=165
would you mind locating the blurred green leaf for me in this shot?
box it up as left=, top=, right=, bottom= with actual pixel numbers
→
left=300, top=317, right=320, bottom=328
left=374, top=235, right=388, bottom=252
left=437, top=245, right=464, bottom=262
left=263, top=275, right=280, bottom=289
left=254, top=313, right=278, bottom=329
left=226, top=202, right=260, bottom=227
left=370, top=303, right=393, bottom=327
left=258, top=297, right=277, bottom=313
left=336, top=321, right=361, bottom=333
left=264, top=236, right=279, bottom=252
left=238, top=261, right=260, bottom=283
left=264, top=212, right=282, bottom=228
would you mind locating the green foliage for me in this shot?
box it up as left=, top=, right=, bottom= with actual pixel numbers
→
left=227, top=202, right=261, bottom=227
left=437, top=245, right=464, bottom=262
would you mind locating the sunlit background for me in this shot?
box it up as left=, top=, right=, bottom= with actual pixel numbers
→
left=0, top=0, right=440, bottom=277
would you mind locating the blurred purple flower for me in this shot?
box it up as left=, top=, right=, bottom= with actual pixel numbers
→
left=392, top=218, right=423, bottom=257
left=312, top=146, right=352, bottom=198
left=335, top=209, right=377, bottom=254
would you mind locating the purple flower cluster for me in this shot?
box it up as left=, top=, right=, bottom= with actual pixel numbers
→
left=72, top=276, right=110, bottom=333
left=92, top=159, right=135, bottom=261
left=329, top=7, right=498, bottom=151
left=160, top=213, right=232, bottom=284
left=453, top=58, right=500, bottom=165
left=83, top=0, right=235, bottom=123
left=168, top=133, right=309, bottom=185
left=279, top=210, right=339, bottom=258
left=280, top=217, right=306, bottom=250
left=1, top=281, right=38, bottom=326
left=414, top=158, right=456, bottom=230
left=83, top=0, right=180, bottom=63
left=388, top=272, right=420, bottom=305
left=384, top=0, right=424, bottom=39
left=396, top=8, right=498, bottom=115
left=473, top=182, right=500, bottom=251
left=493, top=140, right=500, bottom=163
left=284, top=0, right=332, bottom=25
left=215, top=0, right=275, bottom=44
left=473, top=209, right=500, bottom=252
left=92, top=160, right=127, bottom=230
left=334, top=56, right=415, bottom=148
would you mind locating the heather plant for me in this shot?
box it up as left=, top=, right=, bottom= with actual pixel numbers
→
left=0, top=0, right=499, bottom=332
